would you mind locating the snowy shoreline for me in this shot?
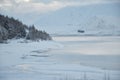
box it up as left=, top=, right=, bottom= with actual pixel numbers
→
left=0, top=36, right=120, bottom=80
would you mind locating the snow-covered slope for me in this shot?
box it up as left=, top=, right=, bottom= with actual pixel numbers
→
left=35, top=16, right=120, bottom=36
left=79, top=16, right=120, bottom=36
left=32, top=3, right=120, bottom=36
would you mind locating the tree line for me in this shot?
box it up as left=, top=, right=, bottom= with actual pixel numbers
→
left=0, top=14, right=52, bottom=43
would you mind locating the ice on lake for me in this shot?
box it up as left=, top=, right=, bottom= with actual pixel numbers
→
left=0, top=36, right=120, bottom=80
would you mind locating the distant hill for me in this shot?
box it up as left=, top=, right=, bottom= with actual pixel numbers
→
left=0, top=14, right=52, bottom=43
left=31, top=3, right=120, bottom=36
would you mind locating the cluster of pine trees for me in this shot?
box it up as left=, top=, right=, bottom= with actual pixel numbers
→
left=26, top=25, right=52, bottom=41
left=0, top=14, right=52, bottom=43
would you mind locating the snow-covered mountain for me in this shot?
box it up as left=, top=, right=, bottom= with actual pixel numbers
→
left=80, top=16, right=120, bottom=36
left=31, top=3, right=120, bottom=36
left=2, top=3, right=120, bottom=36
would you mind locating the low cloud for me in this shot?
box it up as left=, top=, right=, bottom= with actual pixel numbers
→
left=0, top=0, right=120, bottom=15
left=0, top=0, right=77, bottom=14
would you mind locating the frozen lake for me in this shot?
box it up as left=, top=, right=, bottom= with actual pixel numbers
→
left=0, top=36, right=120, bottom=80
left=53, top=36, right=120, bottom=70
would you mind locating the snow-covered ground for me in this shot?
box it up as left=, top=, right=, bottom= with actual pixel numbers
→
left=0, top=39, right=63, bottom=66
left=0, top=36, right=120, bottom=80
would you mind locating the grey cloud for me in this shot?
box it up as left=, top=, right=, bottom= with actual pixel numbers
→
left=0, top=0, right=120, bottom=15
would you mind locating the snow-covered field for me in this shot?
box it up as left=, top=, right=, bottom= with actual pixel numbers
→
left=0, top=36, right=120, bottom=80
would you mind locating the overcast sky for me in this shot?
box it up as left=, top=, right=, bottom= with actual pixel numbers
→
left=0, top=0, right=120, bottom=15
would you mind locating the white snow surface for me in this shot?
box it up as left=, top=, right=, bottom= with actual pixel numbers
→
left=0, top=37, right=120, bottom=80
